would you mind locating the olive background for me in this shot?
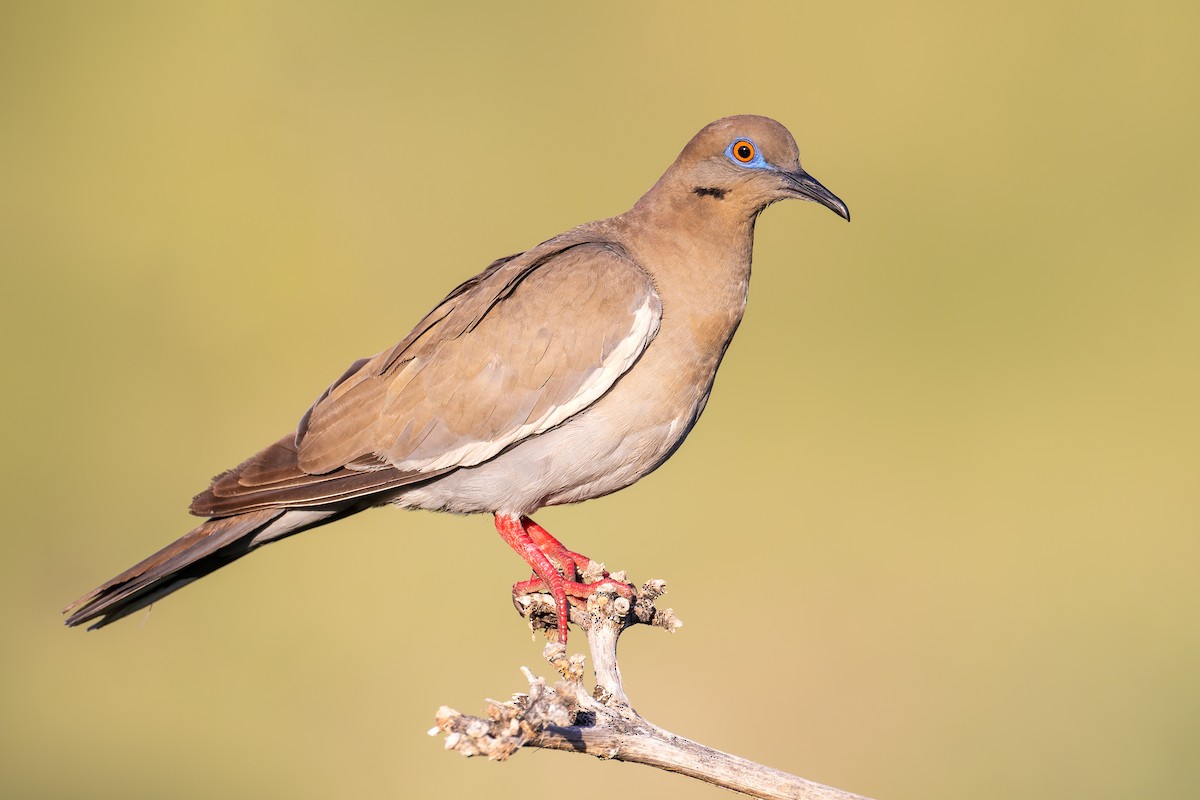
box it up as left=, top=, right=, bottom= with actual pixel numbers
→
left=2, top=3, right=1197, bottom=799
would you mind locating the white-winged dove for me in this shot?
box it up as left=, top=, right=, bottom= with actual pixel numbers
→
left=65, top=115, right=849, bottom=642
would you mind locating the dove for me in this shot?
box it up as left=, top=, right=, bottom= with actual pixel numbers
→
left=65, top=115, right=849, bottom=642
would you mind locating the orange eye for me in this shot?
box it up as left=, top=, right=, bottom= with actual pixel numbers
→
left=732, top=140, right=756, bottom=163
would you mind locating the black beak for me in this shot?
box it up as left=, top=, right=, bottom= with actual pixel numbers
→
left=783, top=169, right=850, bottom=221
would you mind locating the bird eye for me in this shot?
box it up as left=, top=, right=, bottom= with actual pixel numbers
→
left=732, top=140, right=756, bottom=163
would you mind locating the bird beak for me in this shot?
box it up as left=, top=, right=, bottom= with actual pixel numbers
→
left=782, top=169, right=850, bottom=221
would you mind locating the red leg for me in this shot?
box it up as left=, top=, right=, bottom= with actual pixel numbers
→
left=494, top=514, right=632, bottom=643
left=522, top=517, right=613, bottom=581
left=523, top=519, right=579, bottom=581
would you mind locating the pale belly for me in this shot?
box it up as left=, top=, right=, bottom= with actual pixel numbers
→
left=389, top=384, right=700, bottom=516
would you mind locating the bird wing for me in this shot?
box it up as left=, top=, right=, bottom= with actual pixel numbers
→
left=191, top=240, right=661, bottom=515
left=299, top=240, right=662, bottom=473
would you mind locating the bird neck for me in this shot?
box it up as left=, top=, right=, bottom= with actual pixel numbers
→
left=623, top=186, right=758, bottom=289
left=617, top=188, right=758, bottom=349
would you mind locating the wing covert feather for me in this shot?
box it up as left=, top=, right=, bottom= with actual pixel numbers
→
left=296, top=242, right=661, bottom=476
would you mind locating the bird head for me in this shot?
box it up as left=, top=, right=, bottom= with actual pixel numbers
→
left=659, top=115, right=850, bottom=222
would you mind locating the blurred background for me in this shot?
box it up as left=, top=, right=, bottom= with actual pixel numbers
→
left=2, top=2, right=1198, bottom=798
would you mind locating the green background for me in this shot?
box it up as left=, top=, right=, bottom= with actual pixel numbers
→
left=3, top=2, right=1197, bottom=798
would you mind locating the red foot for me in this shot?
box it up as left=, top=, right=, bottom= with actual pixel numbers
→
left=523, top=518, right=614, bottom=581
left=494, top=514, right=633, bottom=643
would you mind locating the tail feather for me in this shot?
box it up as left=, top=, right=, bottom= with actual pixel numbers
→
left=63, top=507, right=343, bottom=629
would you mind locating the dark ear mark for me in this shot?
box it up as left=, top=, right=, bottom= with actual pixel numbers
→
left=692, top=186, right=727, bottom=200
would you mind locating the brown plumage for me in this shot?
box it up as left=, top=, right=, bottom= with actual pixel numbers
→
left=64, top=115, right=849, bottom=637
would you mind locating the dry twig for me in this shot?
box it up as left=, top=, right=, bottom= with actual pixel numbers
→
left=430, top=570, right=872, bottom=800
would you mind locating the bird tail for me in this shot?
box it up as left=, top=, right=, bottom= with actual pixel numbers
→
left=63, top=507, right=345, bottom=630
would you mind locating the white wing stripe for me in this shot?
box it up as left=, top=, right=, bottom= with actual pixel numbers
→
left=391, top=294, right=661, bottom=472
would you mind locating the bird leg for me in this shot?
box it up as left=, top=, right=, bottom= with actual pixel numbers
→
left=524, top=517, right=613, bottom=581
left=493, top=514, right=632, bottom=643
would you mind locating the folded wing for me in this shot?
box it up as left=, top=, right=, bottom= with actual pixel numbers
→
left=192, top=240, right=661, bottom=516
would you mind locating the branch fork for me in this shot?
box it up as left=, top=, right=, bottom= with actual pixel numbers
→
left=431, top=573, right=871, bottom=800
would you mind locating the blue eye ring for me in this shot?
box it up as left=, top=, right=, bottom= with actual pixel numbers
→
left=725, top=138, right=770, bottom=169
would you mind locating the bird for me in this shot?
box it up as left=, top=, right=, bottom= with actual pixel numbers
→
left=64, top=115, right=849, bottom=643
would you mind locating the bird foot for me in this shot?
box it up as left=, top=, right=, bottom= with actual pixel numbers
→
left=514, top=561, right=636, bottom=638
left=512, top=577, right=681, bottom=649
left=494, top=514, right=634, bottom=644
left=513, top=575, right=634, bottom=605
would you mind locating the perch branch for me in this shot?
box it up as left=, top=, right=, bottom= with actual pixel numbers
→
left=431, top=570, right=872, bottom=800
